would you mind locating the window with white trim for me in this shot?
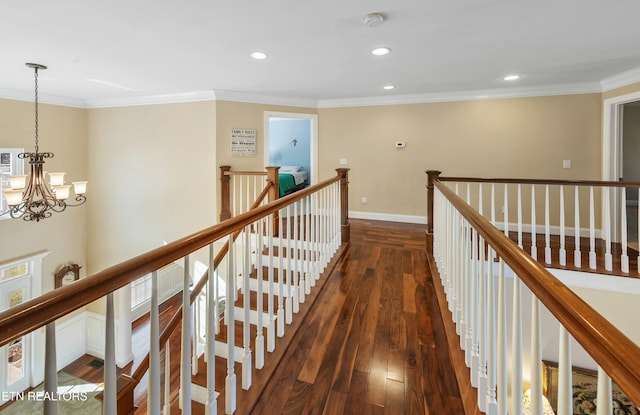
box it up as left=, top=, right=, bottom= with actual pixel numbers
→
left=1, top=149, right=25, bottom=217
left=131, top=274, right=152, bottom=309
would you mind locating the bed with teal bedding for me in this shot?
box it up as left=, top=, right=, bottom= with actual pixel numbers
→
left=278, top=166, right=308, bottom=197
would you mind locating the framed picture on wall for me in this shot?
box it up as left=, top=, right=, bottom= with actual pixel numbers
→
left=230, top=129, right=256, bottom=156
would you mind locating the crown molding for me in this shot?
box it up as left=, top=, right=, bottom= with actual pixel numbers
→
left=212, top=90, right=317, bottom=109
left=83, top=90, right=216, bottom=108
left=0, top=88, right=85, bottom=108
left=317, top=82, right=602, bottom=108
left=600, top=65, right=640, bottom=92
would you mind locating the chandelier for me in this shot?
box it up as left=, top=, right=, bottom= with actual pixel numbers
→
left=1, top=63, right=87, bottom=222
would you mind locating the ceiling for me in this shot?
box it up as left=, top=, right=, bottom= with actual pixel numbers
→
left=2, top=1, right=640, bottom=107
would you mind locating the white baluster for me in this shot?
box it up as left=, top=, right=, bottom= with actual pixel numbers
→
left=239, top=176, right=243, bottom=215
left=242, top=226, right=252, bottom=390
left=267, top=213, right=276, bottom=352
left=638, top=190, right=640, bottom=274
left=470, top=227, right=479, bottom=387
left=545, top=185, right=552, bottom=264
left=621, top=188, right=629, bottom=273
left=294, top=200, right=302, bottom=309
left=255, top=218, right=265, bottom=369
left=604, top=187, right=613, bottom=271
left=574, top=186, right=582, bottom=268
left=497, top=258, right=508, bottom=415
left=517, top=184, right=523, bottom=249
left=232, top=176, right=237, bottom=216
left=148, top=270, right=161, bottom=415
left=285, top=204, right=293, bottom=324
left=557, top=327, right=572, bottom=415
left=559, top=185, right=567, bottom=266
left=44, top=323, right=58, bottom=415
left=164, top=340, right=171, bottom=415
left=477, top=234, right=488, bottom=413
left=277, top=208, right=285, bottom=337
left=511, top=277, right=523, bottom=415
left=503, top=184, right=509, bottom=237
left=589, top=186, right=597, bottom=269
left=225, top=236, right=237, bottom=415
left=485, top=249, right=498, bottom=415
left=104, top=292, right=117, bottom=415
left=596, top=367, right=613, bottom=415
left=180, top=255, right=192, bottom=414
left=305, top=194, right=313, bottom=292
left=530, top=296, right=543, bottom=415
left=531, top=185, right=538, bottom=260
left=206, top=245, right=218, bottom=415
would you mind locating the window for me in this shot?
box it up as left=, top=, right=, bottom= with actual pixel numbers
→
left=131, top=274, right=152, bottom=309
left=1, top=148, right=25, bottom=216
left=0, top=262, right=28, bottom=283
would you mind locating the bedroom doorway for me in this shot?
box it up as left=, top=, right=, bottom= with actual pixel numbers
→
left=264, top=111, right=318, bottom=185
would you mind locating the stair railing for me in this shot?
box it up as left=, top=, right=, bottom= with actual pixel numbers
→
left=426, top=171, right=640, bottom=415
left=0, top=168, right=349, bottom=415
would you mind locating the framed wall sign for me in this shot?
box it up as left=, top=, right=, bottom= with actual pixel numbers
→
left=230, top=129, right=256, bottom=156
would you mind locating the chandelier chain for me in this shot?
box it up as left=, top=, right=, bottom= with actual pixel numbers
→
left=34, top=66, right=39, bottom=154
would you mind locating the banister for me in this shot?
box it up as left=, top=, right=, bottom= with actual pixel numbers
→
left=439, top=175, right=640, bottom=188
left=433, top=179, right=640, bottom=404
left=0, top=172, right=344, bottom=348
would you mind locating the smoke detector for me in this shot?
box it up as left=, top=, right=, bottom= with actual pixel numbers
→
left=363, top=13, right=384, bottom=27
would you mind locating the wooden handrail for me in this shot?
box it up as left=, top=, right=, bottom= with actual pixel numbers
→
left=224, top=170, right=268, bottom=176
left=0, top=171, right=346, bottom=348
left=434, top=179, right=640, bottom=404
left=439, top=175, right=640, bottom=188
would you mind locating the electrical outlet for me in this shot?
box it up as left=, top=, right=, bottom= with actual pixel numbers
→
left=339, top=158, right=347, bottom=165
left=361, top=197, right=368, bottom=204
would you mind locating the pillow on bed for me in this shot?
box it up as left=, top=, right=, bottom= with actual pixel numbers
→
left=279, top=165, right=303, bottom=172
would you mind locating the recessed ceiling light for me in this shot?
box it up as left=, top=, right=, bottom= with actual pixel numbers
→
left=383, top=85, right=395, bottom=90
left=371, top=47, right=391, bottom=56
left=503, top=74, right=521, bottom=81
left=250, top=51, right=268, bottom=60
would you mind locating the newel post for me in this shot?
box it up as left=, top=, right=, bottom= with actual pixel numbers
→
left=266, top=166, right=280, bottom=235
left=220, top=166, right=232, bottom=221
left=426, top=170, right=441, bottom=234
left=337, top=168, right=350, bottom=243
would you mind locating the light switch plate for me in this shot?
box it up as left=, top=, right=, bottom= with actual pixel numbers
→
left=562, top=160, right=572, bottom=169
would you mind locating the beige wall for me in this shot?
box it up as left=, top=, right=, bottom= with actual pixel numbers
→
left=319, top=94, right=602, bottom=218
left=602, top=82, right=640, bottom=100
left=86, top=101, right=217, bottom=273
left=0, top=98, right=88, bottom=292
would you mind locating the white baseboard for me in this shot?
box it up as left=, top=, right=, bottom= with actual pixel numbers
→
left=349, top=210, right=427, bottom=224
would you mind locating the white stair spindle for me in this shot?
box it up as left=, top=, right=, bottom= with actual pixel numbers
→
left=225, top=235, right=237, bottom=415
left=477, top=234, right=488, bottom=413
left=285, top=204, right=293, bottom=324
left=638, top=190, right=640, bottom=274
left=559, top=185, right=566, bottom=266
left=596, top=367, right=613, bottom=415
left=44, top=322, right=58, bottom=415
left=267, top=213, right=276, bottom=352
left=621, top=188, right=629, bottom=273
left=148, top=270, right=161, bottom=415
left=557, top=327, right=572, bottom=415
left=104, top=292, right=117, bottom=415
left=531, top=185, right=537, bottom=260
left=604, top=187, right=613, bottom=271
left=511, top=277, right=523, bottom=415
left=530, top=297, right=542, bottom=415
left=589, top=186, right=597, bottom=269
left=517, top=184, right=523, bottom=249
left=164, top=340, right=171, bottom=415
left=470, top=227, right=479, bottom=387
left=294, top=200, right=302, bottom=308
left=485, top=249, right=498, bottom=415
left=180, top=255, right=192, bottom=414
left=255, top=218, right=265, bottom=369
left=242, top=226, right=252, bottom=390
left=306, top=194, right=313, bottom=292
left=206, top=245, right=218, bottom=414
left=503, top=184, right=509, bottom=237
left=574, top=186, right=582, bottom=268
left=277, top=208, right=285, bottom=337
left=545, top=185, right=552, bottom=264
left=496, top=258, right=508, bottom=415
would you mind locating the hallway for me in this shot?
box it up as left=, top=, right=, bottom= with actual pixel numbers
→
left=249, top=219, right=463, bottom=414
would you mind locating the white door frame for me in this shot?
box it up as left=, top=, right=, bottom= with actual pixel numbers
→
left=603, top=90, right=640, bottom=241
left=263, top=111, right=318, bottom=185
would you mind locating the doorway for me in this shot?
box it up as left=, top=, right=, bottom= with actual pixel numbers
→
left=263, top=111, right=318, bottom=185
left=603, top=91, right=640, bottom=246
